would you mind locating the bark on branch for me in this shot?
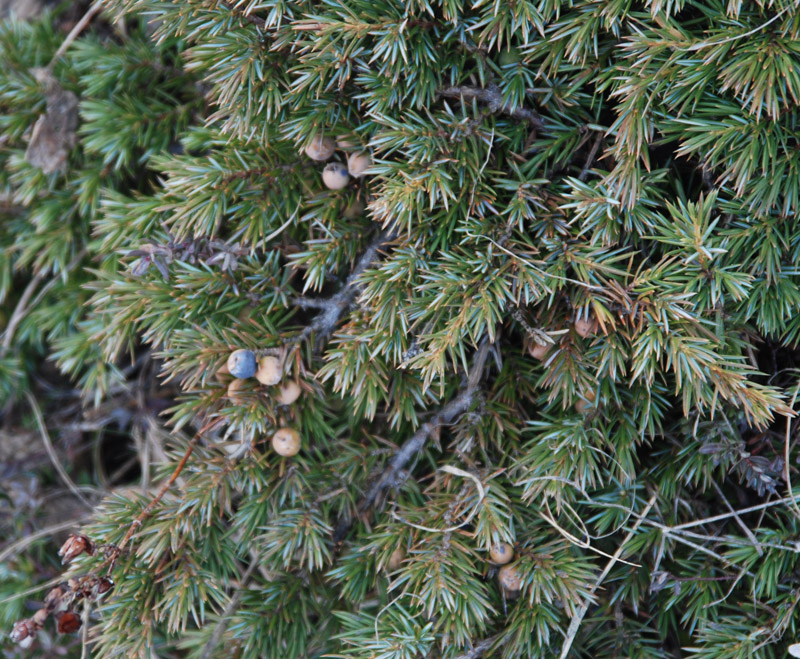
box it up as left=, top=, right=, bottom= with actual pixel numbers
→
left=292, top=229, right=396, bottom=347
left=437, top=84, right=544, bottom=129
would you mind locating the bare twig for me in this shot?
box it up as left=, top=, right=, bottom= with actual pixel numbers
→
left=578, top=130, right=604, bottom=182
left=1, top=248, right=88, bottom=356
left=1, top=270, right=46, bottom=355
left=437, top=84, right=544, bottom=129
left=558, top=493, right=658, bottom=659
left=709, top=480, right=763, bottom=556
left=0, top=517, right=92, bottom=564
left=49, top=0, right=104, bottom=67
left=784, top=386, right=800, bottom=521
left=334, top=337, right=492, bottom=541
left=668, top=493, right=800, bottom=531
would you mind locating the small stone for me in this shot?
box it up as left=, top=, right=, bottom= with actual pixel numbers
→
left=271, top=428, right=301, bottom=457
left=322, top=162, right=350, bottom=190
left=304, top=134, right=335, bottom=161
left=275, top=380, right=302, bottom=405
left=255, top=355, right=282, bottom=386
left=227, top=349, right=257, bottom=379
left=490, top=543, right=514, bottom=565
left=498, top=563, right=522, bottom=593
left=347, top=151, right=372, bottom=178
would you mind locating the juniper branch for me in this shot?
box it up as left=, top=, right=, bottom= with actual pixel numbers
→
left=437, top=84, right=544, bottom=129
left=221, top=1, right=267, bottom=30
left=292, top=229, right=396, bottom=346
left=558, top=493, right=658, bottom=659
left=199, top=558, right=260, bottom=659
left=334, top=336, right=492, bottom=542
left=105, top=418, right=222, bottom=575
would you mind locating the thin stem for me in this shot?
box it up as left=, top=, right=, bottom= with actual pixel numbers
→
left=558, top=492, right=658, bottom=659
left=26, top=392, right=95, bottom=509
left=106, top=419, right=220, bottom=574
left=49, top=0, right=104, bottom=67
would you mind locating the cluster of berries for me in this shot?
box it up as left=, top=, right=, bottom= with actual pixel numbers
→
left=225, top=349, right=303, bottom=457
left=303, top=133, right=373, bottom=190
left=526, top=313, right=600, bottom=414
left=384, top=541, right=524, bottom=598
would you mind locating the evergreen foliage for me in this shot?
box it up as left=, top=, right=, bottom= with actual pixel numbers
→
left=3, top=0, right=800, bottom=657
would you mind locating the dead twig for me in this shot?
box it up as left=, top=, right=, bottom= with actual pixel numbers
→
left=709, top=480, right=763, bottom=556
left=49, top=0, right=104, bottom=67
left=1, top=249, right=88, bottom=356
left=578, top=130, right=604, bottom=182
left=199, top=558, right=260, bottom=659
left=558, top=492, right=658, bottom=659
left=26, top=392, right=95, bottom=509
left=451, top=634, right=503, bottom=659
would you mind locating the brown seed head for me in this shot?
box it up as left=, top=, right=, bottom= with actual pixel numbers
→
left=574, top=315, right=598, bottom=338
left=575, top=389, right=597, bottom=414
left=31, top=609, right=48, bottom=628
left=227, top=378, right=248, bottom=405
left=387, top=546, right=405, bottom=571
left=57, top=534, right=94, bottom=563
left=96, top=577, right=114, bottom=595
left=528, top=341, right=551, bottom=360
left=10, top=619, right=36, bottom=643
left=56, top=611, right=81, bottom=634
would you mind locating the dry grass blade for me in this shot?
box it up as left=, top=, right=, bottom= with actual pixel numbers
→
left=558, top=492, right=658, bottom=659
left=26, top=391, right=95, bottom=509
